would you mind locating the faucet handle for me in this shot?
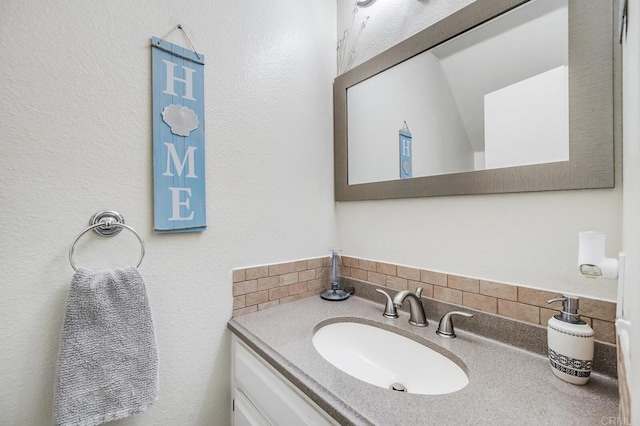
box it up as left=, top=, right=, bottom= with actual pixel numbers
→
left=436, top=311, right=474, bottom=338
left=375, top=289, right=399, bottom=319
left=415, top=287, right=423, bottom=299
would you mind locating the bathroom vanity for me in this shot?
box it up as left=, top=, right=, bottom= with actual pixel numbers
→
left=228, top=294, right=618, bottom=425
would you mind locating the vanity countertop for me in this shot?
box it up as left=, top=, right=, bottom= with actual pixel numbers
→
left=227, top=295, right=618, bottom=426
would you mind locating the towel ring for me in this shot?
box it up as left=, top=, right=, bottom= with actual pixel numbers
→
left=69, top=211, right=145, bottom=271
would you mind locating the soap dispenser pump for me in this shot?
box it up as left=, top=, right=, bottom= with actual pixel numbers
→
left=547, top=296, right=594, bottom=385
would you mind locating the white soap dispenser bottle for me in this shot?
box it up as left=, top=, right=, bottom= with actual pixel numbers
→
left=546, top=296, right=594, bottom=385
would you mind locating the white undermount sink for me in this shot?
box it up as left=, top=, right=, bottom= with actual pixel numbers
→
left=312, top=321, right=469, bottom=395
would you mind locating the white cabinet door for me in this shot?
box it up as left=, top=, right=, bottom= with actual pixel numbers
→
left=231, top=336, right=338, bottom=426
left=233, top=389, right=269, bottom=426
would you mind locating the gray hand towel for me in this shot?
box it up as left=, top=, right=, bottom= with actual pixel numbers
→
left=54, top=267, right=159, bottom=426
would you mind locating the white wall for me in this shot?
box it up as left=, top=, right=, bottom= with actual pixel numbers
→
left=433, top=0, right=567, bottom=153
left=336, top=0, right=621, bottom=302
left=621, top=0, right=640, bottom=415
left=337, top=0, right=476, bottom=69
left=0, top=1, right=336, bottom=425
left=484, top=66, right=569, bottom=169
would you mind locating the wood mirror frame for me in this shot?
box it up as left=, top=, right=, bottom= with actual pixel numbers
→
left=334, top=0, right=613, bottom=201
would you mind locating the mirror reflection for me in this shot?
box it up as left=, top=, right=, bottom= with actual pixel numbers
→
left=347, top=0, right=568, bottom=185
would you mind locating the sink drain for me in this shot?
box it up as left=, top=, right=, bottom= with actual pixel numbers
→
left=390, top=383, right=407, bottom=392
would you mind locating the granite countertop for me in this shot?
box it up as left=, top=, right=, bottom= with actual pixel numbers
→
left=227, top=295, right=618, bottom=426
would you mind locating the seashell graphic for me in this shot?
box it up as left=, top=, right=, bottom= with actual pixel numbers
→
left=162, top=104, right=200, bottom=137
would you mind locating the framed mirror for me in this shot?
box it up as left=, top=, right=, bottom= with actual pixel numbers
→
left=334, top=0, right=613, bottom=201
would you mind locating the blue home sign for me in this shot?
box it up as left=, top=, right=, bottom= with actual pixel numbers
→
left=399, top=124, right=412, bottom=179
left=151, top=37, right=206, bottom=233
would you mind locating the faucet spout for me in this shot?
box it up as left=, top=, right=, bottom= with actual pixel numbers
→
left=393, top=288, right=428, bottom=327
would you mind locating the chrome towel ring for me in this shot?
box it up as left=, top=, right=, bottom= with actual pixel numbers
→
left=69, top=210, right=145, bottom=271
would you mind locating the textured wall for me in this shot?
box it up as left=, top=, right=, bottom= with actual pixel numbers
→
left=0, top=0, right=336, bottom=424
left=337, top=0, right=476, bottom=72
left=335, top=0, right=621, bottom=301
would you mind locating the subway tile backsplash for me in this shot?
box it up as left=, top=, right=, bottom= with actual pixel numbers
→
left=232, top=256, right=616, bottom=344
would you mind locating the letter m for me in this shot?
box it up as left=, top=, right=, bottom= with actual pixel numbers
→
left=163, top=143, right=197, bottom=178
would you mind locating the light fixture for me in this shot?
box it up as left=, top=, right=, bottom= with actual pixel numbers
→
left=578, top=231, right=619, bottom=279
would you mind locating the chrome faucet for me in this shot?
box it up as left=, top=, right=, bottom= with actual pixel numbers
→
left=375, top=288, right=398, bottom=318
left=436, top=311, right=473, bottom=338
left=393, top=287, right=427, bottom=327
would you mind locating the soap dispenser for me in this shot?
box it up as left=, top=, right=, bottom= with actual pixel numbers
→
left=547, top=296, right=594, bottom=385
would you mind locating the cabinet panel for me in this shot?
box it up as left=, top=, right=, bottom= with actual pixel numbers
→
left=231, top=336, right=337, bottom=426
left=233, top=389, right=269, bottom=426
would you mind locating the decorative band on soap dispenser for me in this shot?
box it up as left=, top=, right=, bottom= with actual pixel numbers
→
left=546, top=296, right=594, bottom=385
